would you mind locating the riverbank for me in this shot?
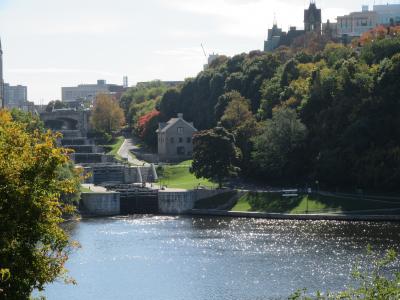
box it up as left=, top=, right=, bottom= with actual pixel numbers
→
left=187, top=209, right=400, bottom=222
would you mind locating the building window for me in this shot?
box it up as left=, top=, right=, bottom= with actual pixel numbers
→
left=170, top=137, right=174, bottom=144
left=179, top=137, right=183, bottom=143
left=177, top=127, right=184, bottom=134
left=187, top=137, right=191, bottom=143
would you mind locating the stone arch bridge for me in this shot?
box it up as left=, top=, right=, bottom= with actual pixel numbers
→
left=40, top=109, right=90, bottom=136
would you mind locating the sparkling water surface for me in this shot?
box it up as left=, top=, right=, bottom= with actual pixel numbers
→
left=42, top=216, right=400, bottom=300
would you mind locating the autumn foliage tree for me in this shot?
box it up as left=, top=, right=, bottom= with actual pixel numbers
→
left=0, top=110, right=81, bottom=299
left=136, top=110, right=160, bottom=148
left=90, top=93, right=125, bottom=135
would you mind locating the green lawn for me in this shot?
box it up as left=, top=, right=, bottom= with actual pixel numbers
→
left=157, top=160, right=217, bottom=190
left=80, top=186, right=93, bottom=193
left=231, top=192, right=400, bottom=214
left=232, top=197, right=252, bottom=211
left=194, top=191, right=237, bottom=209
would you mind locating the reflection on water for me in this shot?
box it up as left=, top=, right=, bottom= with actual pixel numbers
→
left=43, top=216, right=400, bottom=300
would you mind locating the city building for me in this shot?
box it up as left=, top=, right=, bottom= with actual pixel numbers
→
left=264, top=2, right=322, bottom=52
left=337, top=6, right=378, bottom=38
left=0, top=37, right=4, bottom=108
left=61, top=79, right=125, bottom=103
left=264, top=23, right=284, bottom=52
left=156, top=113, right=197, bottom=162
left=3, top=83, right=28, bottom=108
left=373, top=4, right=400, bottom=26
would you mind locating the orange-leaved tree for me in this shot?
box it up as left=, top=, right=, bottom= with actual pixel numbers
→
left=90, top=93, right=125, bottom=134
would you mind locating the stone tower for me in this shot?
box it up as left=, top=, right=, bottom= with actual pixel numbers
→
left=304, top=1, right=322, bottom=33
left=0, top=37, right=3, bottom=108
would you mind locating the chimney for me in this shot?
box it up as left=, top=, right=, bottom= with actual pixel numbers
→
left=177, top=113, right=183, bottom=119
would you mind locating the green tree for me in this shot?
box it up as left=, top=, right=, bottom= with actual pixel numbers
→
left=45, top=100, right=67, bottom=112
left=191, top=127, right=240, bottom=188
left=90, top=93, right=125, bottom=134
left=252, top=108, right=307, bottom=181
left=0, top=110, right=81, bottom=299
left=10, top=108, right=44, bottom=133
left=216, top=91, right=252, bottom=126
left=220, top=93, right=253, bottom=131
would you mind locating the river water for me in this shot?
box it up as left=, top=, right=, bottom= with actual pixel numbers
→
left=42, top=216, right=400, bottom=300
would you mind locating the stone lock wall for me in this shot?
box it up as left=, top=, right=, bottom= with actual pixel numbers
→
left=158, top=189, right=228, bottom=214
left=81, top=192, right=120, bottom=216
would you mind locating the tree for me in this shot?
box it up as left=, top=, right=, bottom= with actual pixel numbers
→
left=120, top=80, right=168, bottom=128
left=191, top=127, right=240, bottom=188
left=45, top=100, right=67, bottom=112
left=0, top=110, right=81, bottom=299
left=252, top=108, right=307, bottom=181
left=136, top=110, right=161, bottom=149
left=10, top=108, right=44, bottom=133
left=220, top=94, right=253, bottom=131
left=90, top=93, right=125, bottom=134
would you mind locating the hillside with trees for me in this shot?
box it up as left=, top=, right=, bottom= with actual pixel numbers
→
left=121, top=33, right=400, bottom=192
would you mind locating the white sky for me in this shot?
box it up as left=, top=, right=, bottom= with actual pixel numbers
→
left=0, top=0, right=387, bottom=103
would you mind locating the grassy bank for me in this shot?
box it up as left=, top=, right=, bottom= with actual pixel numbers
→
left=80, top=186, right=93, bottom=193
left=106, top=136, right=124, bottom=156
left=194, top=191, right=237, bottom=209
left=232, top=192, right=400, bottom=214
left=157, top=160, right=217, bottom=190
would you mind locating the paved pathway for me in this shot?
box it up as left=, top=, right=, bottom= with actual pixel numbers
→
left=117, top=138, right=149, bottom=166
left=81, top=184, right=108, bottom=192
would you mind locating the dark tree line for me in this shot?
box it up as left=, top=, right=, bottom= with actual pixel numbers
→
left=127, top=37, right=400, bottom=191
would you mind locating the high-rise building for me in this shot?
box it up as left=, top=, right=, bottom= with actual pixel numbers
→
left=4, top=84, right=28, bottom=108
left=0, top=37, right=4, bottom=108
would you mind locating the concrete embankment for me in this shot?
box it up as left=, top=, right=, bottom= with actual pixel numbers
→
left=187, top=209, right=400, bottom=222
left=158, top=189, right=228, bottom=214
left=81, top=192, right=120, bottom=216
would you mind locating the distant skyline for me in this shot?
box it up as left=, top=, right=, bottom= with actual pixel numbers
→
left=0, top=0, right=394, bottom=103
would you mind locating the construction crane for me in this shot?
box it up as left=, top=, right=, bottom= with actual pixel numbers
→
left=201, top=43, right=208, bottom=59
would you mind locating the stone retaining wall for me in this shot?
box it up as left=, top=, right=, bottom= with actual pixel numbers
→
left=81, top=192, right=120, bottom=216
left=158, top=189, right=228, bottom=214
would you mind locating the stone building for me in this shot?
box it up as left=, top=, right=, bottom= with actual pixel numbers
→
left=304, top=1, right=322, bottom=33
left=157, top=113, right=197, bottom=162
left=264, top=2, right=322, bottom=52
